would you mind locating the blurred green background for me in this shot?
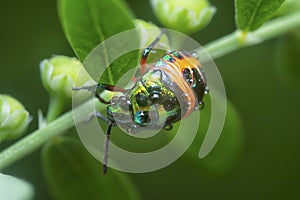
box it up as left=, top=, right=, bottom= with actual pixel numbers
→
left=1, top=0, right=300, bottom=199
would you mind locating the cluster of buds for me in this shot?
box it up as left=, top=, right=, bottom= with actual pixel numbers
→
left=1, top=56, right=93, bottom=141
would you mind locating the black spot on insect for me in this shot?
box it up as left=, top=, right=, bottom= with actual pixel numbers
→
left=135, top=93, right=148, bottom=106
left=148, top=86, right=162, bottom=103
left=191, top=68, right=206, bottom=102
left=183, top=68, right=193, bottom=85
left=148, top=85, right=161, bottom=93
left=135, top=110, right=150, bottom=125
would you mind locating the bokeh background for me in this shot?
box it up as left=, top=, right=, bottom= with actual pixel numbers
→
left=1, top=0, right=299, bottom=199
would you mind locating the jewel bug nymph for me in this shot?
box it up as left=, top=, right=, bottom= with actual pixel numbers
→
left=73, top=30, right=209, bottom=174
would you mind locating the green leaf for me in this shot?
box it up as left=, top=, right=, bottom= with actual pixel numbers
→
left=0, top=174, right=34, bottom=200
left=275, top=0, right=300, bottom=17
left=58, top=0, right=138, bottom=84
left=274, top=30, right=300, bottom=90
left=58, top=0, right=135, bottom=61
left=42, top=137, right=141, bottom=200
left=235, top=0, right=286, bottom=31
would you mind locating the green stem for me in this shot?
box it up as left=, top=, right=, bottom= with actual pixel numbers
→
left=201, top=12, right=300, bottom=59
left=0, top=100, right=94, bottom=171
left=46, top=95, right=68, bottom=123
left=1, top=12, right=300, bottom=171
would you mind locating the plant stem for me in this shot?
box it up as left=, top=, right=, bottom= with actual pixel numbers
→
left=0, top=100, right=94, bottom=171
left=1, top=12, right=300, bottom=171
left=201, top=12, right=300, bottom=59
left=46, top=95, right=67, bottom=123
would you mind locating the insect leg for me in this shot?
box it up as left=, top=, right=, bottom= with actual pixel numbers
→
left=140, top=30, right=166, bottom=75
left=73, top=84, right=126, bottom=104
left=103, top=122, right=113, bottom=175
left=95, top=84, right=127, bottom=104
left=97, top=83, right=127, bottom=93
left=85, top=111, right=110, bottom=124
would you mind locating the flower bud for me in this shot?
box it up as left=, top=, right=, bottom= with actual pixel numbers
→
left=150, top=0, right=216, bottom=35
left=0, top=95, right=32, bottom=142
left=40, top=55, right=91, bottom=99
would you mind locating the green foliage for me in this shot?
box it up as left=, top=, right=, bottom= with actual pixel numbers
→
left=274, top=30, right=300, bottom=89
left=42, top=137, right=141, bottom=200
left=58, top=0, right=139, bottom=84
left=275, top=0, right=300, bottom=16
left=58, top=0, right=134, bottom=61
left=0, top=174, right=34, bottom=200
left=235, top=0, right=286, bottom=31
left=2, top=0, right=300, bottom=199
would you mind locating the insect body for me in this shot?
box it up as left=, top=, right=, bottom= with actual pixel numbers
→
left=107, top=50, right=207, bottom=133
left=73, top=31, right=208, bottom=174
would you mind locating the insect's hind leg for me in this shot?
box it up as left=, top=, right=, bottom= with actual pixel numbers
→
left=140, top=29, right=166, bottom=75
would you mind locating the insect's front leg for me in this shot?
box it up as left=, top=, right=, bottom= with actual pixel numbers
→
left=140, top=30, right=166, bottom=75
left=73, top=83, right=127, bottom=104
left=103, top=121, right=113, bottom=174
left=84, top=111, right=111, bottom=124
left=73, top=83, right=124, bottom=174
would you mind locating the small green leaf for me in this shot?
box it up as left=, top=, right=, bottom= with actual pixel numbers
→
left=274, top=30, right=300, bottom=90
left=58, top=0, right=138, bottom=84
left=0, top=174, right=34, bottom=200
left=235, top=0, right=286, bottom=31
left=42, top=137, right=141, bottom=200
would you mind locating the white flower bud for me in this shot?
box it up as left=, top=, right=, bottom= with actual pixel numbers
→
left=151, top=0, right=216, bottom=34
left=40, top=55, right=91, bottom=99
left=0, top=95, right=32, bottom=142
